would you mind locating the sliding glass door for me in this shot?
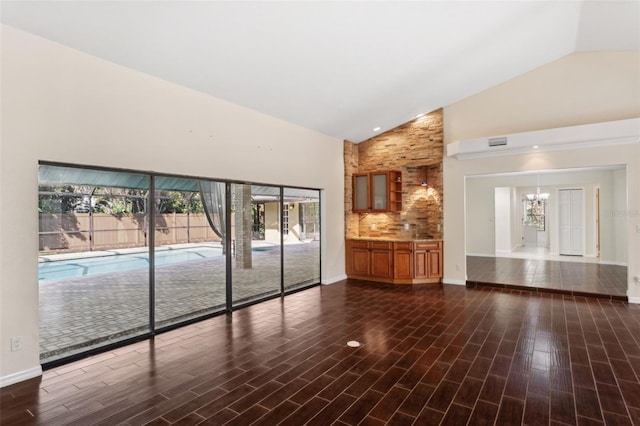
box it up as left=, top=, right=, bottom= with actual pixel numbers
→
left=38, top=165, right=150, bottom=363
left=38, top=163, right=322, bottom=364
left=230, top=184, right=282, bottom=306
left=283, top=188, right=321, bottom=291
left=153, top=177, right=227, bottom=329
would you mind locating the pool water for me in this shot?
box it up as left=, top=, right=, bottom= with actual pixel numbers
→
left=39, top=247, right=222, bottom=281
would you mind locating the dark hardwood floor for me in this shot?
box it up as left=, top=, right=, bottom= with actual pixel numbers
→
left=2, top=280, right=640, bottom=425
left=467, top=256, right=628, bottom=299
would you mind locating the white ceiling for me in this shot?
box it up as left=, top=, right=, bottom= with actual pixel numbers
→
left=1, top=1, right=638, bottom=143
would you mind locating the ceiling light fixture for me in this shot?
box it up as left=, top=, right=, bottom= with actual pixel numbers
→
left=415, top=113, right=424, bottom=118
left=373, top=127, right=381, bottom=132
left=527, top=174, right=549, bottom=202
left=533, top=145, right=539, bottom=149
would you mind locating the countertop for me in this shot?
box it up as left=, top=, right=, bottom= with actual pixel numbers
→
left=346, top=236, right=442, bottom=242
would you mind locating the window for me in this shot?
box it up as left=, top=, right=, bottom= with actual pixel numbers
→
left=38, top=163, right=322, bottom=365
left=523, top=196, right=547, bottom=231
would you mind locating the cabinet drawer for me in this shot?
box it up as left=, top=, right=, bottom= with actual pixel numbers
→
left=350, top=240, right=369, bottom=249
left=415, top=242, right=440, bottom=250
left=370, top=241, right=392, bottom=250
left=394, top=242, right=412, bottom=250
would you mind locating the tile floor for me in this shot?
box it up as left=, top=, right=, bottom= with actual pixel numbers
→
left=467, top=256, right=628, bottom=299
left=2, top=280, right=640, bottom=425
left=39, top=242, right=320, bottom=363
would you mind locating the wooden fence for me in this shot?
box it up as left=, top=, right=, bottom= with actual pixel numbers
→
left=39, top=213, right=220, bottom=253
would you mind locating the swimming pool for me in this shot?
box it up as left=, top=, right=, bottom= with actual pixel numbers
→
left=39, top=246, right=223, bottom=281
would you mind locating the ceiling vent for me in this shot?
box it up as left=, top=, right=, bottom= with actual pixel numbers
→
left=488, top=137, right=507, bottom=147
left=446, top=118, right=640, bottom=160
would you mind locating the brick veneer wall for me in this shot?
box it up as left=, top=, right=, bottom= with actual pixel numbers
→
left=344, top=109, right=444, bottom=239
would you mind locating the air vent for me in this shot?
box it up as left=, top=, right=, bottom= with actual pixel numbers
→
left=488, top=137, right=507, bottom=147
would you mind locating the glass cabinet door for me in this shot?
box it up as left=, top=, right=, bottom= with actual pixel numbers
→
left=371, top=172, right=388, bottom=211
left=353, top=174, right=369, bottom=211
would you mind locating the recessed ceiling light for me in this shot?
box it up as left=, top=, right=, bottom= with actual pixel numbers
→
left=373, top=127, right=381, bottom=132
left=415, top=113, right=425, bottom=118
left=533, top=145, right=539, bottom=149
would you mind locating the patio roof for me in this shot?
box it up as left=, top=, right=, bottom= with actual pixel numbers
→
left=39, top=165, right=318, bottom=202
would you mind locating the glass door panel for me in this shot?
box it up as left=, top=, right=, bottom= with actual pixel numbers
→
left=231, top=183, right=281, bottom=306
left=354, top=174, right=369, bottom=211
left=38, top=164, right=150, bottom=363
left=372, top=172, right=388, bottom=210
left=153, top=177, right=226, bottom=329
left=283, top=188, right=321, bottom=291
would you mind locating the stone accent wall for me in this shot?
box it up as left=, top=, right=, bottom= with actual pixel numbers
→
left=344, top=140, right=359, bottom=237
left=344, top=109, right=444, bottom=239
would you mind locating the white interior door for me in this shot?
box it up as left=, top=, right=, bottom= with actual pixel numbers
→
left=559, top=189, right=584, bottom=256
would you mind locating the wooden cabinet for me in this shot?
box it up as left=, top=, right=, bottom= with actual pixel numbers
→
left=427, top=248, right=442, bottom=278
left=388, top=171, right=403, bottom=212
left=349, top=240, right=370, bottom=276
left=393, top=242, right=413, bottom=279
left=414, top=249, right=428, bottom=279
left=414, top=241, right=442, bottom=279
left=346, top=239, right=442, bottom=284
left=370, top=242, right=393, bottom=278
left=347, top=240, right=392, bottom=278
left=352, top=171, right=402, bottom=212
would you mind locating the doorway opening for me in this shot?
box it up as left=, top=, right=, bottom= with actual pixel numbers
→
left=466, top=165, right=627, bottom=297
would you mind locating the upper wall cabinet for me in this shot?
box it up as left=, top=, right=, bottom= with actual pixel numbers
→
left=353, top=171, right=402, bottom=212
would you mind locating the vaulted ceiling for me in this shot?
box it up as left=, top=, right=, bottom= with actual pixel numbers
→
left=2, top=1, right=638, bottom=142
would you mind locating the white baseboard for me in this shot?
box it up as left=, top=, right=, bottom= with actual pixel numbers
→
left=0, top=366, right=42, bottom=388
left=322, top=274, right=347, bottom=285
left=466, top=253, right=494, bottom=257
left=443, top=278, right=466, bottom=286
left=628, top=296, right=640, bottom=304
left=599, top=260, right=628, bottom=267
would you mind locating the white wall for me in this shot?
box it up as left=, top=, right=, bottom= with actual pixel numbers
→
left=0, top=26, right=345, bottom=384
left=613, top=168, right=628, bottom=262
left=510, top=188, right=520, bottom=251
left=494, top=188, right=511, bottom=254
left=445, top=52, right=640, bottom=143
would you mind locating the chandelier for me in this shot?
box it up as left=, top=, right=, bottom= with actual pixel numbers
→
left=526, top=187, right=549, bottom=202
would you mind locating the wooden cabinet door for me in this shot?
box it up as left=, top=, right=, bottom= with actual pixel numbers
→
left=371, top=248, right=393, bottom=278
left=394, top=250, right=413, bottom=279
left=350, top=247, right=370, bottom=276
left=414, top=249, right=428, bottom=278
left=427, top=250, right=442, bottom=278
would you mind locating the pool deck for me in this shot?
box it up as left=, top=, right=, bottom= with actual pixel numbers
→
left=39, top=240, right=320, bottom=363
left=38, top=240, right=290, bottom=262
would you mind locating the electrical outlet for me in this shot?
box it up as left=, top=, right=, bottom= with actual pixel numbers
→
left=10, top=336, right=22, bottom=352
